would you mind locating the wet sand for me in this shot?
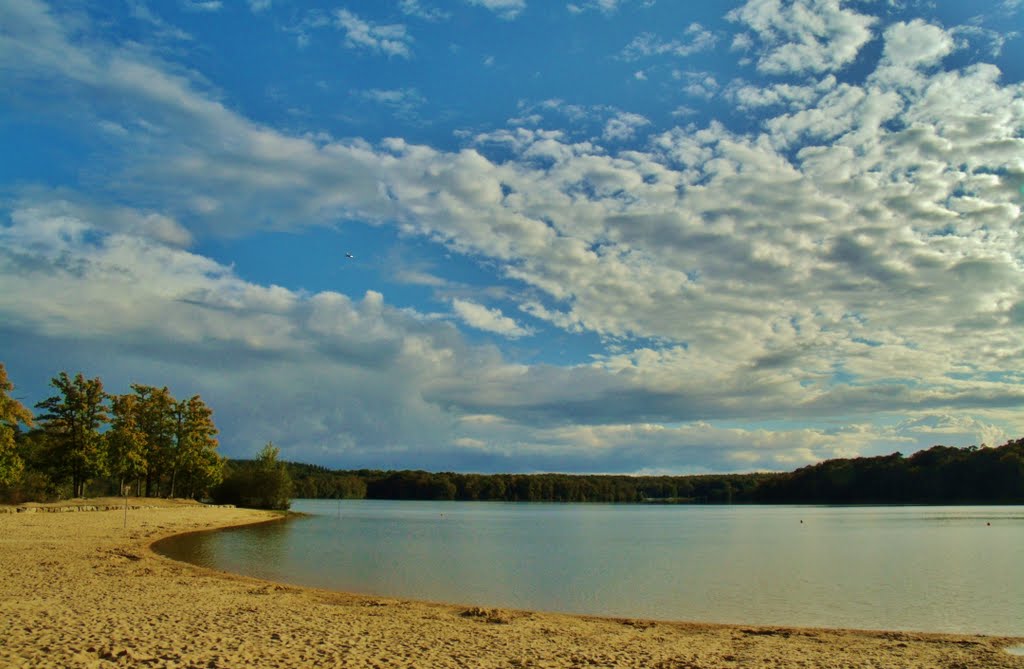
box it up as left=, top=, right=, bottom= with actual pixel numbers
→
left=1, top=500, right=1021, bottom=668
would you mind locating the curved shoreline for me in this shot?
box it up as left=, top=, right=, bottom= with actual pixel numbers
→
left=2, top=502, right=1022, bottom=668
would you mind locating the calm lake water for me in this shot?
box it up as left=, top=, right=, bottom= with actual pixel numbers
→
left=155, top=500, right=1024, bottom=635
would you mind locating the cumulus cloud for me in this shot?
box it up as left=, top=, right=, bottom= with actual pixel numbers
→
left=728, top=75, right=836, bottom=111
left=674, top=71, right=720, bottom=98
left=881, top=19, right=955, bottom=68
left=6, top=193, right=195, bottom=248
left=896, top=415, right=1009, bottom=449
left=567, top=0, right=622, bottom=14
left=354, top=88, right=426, bottom=119
left=335, top=9, right=413, bottom=57
left=452, top=299, right=534, bottom=338
left=2, top=0, right=1023, bottom=471
left=0, top=204, right=477, bottom=462
left=621, top=24, right=717, bottom=60
left=399, top=0, right=449, bottom=21
left=466, top=0, right=526, bottom=20
left=603, top=112, right=650, bottom=141
left=727, top=0, right=877, bottom=74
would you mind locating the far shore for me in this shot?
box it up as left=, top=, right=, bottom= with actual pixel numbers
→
left=1, top=499, right=1022, bottom=668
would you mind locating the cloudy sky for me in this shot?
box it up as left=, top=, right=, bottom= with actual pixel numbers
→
left=1, top=0, right=1022, bottom=474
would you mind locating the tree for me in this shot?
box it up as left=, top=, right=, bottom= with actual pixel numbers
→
left=214, top=443, right=293, bottom=510
left=250, top=442, right=292, bottom=510
left=0, top=364, right=34, bottom=486
left=131, top=385, right=176, bottom=496
left=106, top=393, right=148, bottom=495
left=170, top=395, right=222, bottom=499
left=35, top=372, right=109, bottom=497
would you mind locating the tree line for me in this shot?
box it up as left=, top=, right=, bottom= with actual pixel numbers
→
left=0, top=363, right=223, bottom=503
left=755, top=440, right=1024, bottom=504
left=5, top=362, right=1022, bottom=506
left=279, top=440, right=1024, bottom=505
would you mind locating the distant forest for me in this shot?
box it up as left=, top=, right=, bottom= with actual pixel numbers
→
left=274, top=438, right=1024, bottom=505
left=3, top=364, right=1022, bottom=506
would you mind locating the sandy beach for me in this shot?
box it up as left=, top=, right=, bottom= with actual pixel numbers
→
left=1, top=501, right=1021, bottom=669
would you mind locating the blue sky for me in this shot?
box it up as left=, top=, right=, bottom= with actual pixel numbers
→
left=1, top=0, right=1022, bottom=473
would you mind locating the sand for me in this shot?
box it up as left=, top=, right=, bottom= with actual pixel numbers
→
left=1, top=500, right=1021, bottom=669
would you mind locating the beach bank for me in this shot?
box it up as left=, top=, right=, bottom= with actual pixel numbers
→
left=1, top=502, right=1021, bottom=668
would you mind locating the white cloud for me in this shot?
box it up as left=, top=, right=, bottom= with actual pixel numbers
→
left=674, top=71, right=719, bottom=98
left=727, top=0, right=877, bottom=75
left=127, top=2, right=192, bottom=41
left=355, top=88, right=426, bottom=118
left=952, top=25, right=1017, bottom=58
left=0, top=205, right=476, bottom=460
left=895, top=415, right=1009, bottom=449
left=603, top=112, right=650, bottom=141
left=731, top=32, right=755, bottom=52
left=728, top=75, right=837, bottom=111
left=451, top=299, right=534, bottom=338
left=334, top=9, right=412, bottom=58
left=182, top=0, right=222, bottom=11
left=466, top=0, right=526, bottom=20
left=358, top=88, right=423, bottom=105
left=567, top=0, right=621, bottom=14
left=881, top=19, right=955, bottom=68
left=399, top=0, right=450, bottom=21
left=7, top=195, right=195, bottom=248
left=2, top=0, right=1024, bottom=470
left=621, top=24, right=717, bottom=60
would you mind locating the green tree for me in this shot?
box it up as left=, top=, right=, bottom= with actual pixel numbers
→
left=132, top=385, right=176, bottom=496
left=35, top=372, right=109, bottom=497
left=106, top=393, right=148, bottom=495
left=170, top=395, right=222, bottom=498
left=250, top=442, right=292, bottom=510
left=0, top=364, right=34, bottom=486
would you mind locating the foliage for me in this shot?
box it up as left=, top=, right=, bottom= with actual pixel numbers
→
left=264, top=440, right=1024, bottom=505
left=131, top=385, right=177, bottom=497
left=35, top=372, right=108, bottom=497
left=0, top=364, right=34, bottom=487
left=212, top=443, right=292, bottom=510
left=287, top=462, right=367, bottom=499
left=107, top=393, right=148, bottom=493
left=0, top=363, right=223, bottom=503
left=170, top=395, right=223, bottom=498
left=755, top=439, right=1024, bottom=504
left=272, top=464, right=775, bottom=503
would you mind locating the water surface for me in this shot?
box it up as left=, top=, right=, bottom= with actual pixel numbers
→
left=156, top=501, right=1024, bottom=635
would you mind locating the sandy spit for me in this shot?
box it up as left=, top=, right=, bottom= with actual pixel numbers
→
left=1, top=501, right=1021, bottom=669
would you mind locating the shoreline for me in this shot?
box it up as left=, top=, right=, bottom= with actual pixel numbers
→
left=1, top=502, right=1022, bottom=668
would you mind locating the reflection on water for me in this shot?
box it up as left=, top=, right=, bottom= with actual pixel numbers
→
left=155, top=501, right=1024, bottom=636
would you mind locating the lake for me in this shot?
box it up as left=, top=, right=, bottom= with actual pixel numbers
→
left=155, top=500, right=1024, bottom=636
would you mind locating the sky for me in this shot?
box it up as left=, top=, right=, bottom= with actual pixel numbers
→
left=1, top=0, right=1022, bottom=474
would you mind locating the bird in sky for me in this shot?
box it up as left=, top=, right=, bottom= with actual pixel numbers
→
left=345, top=253, right=354, bottom=259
